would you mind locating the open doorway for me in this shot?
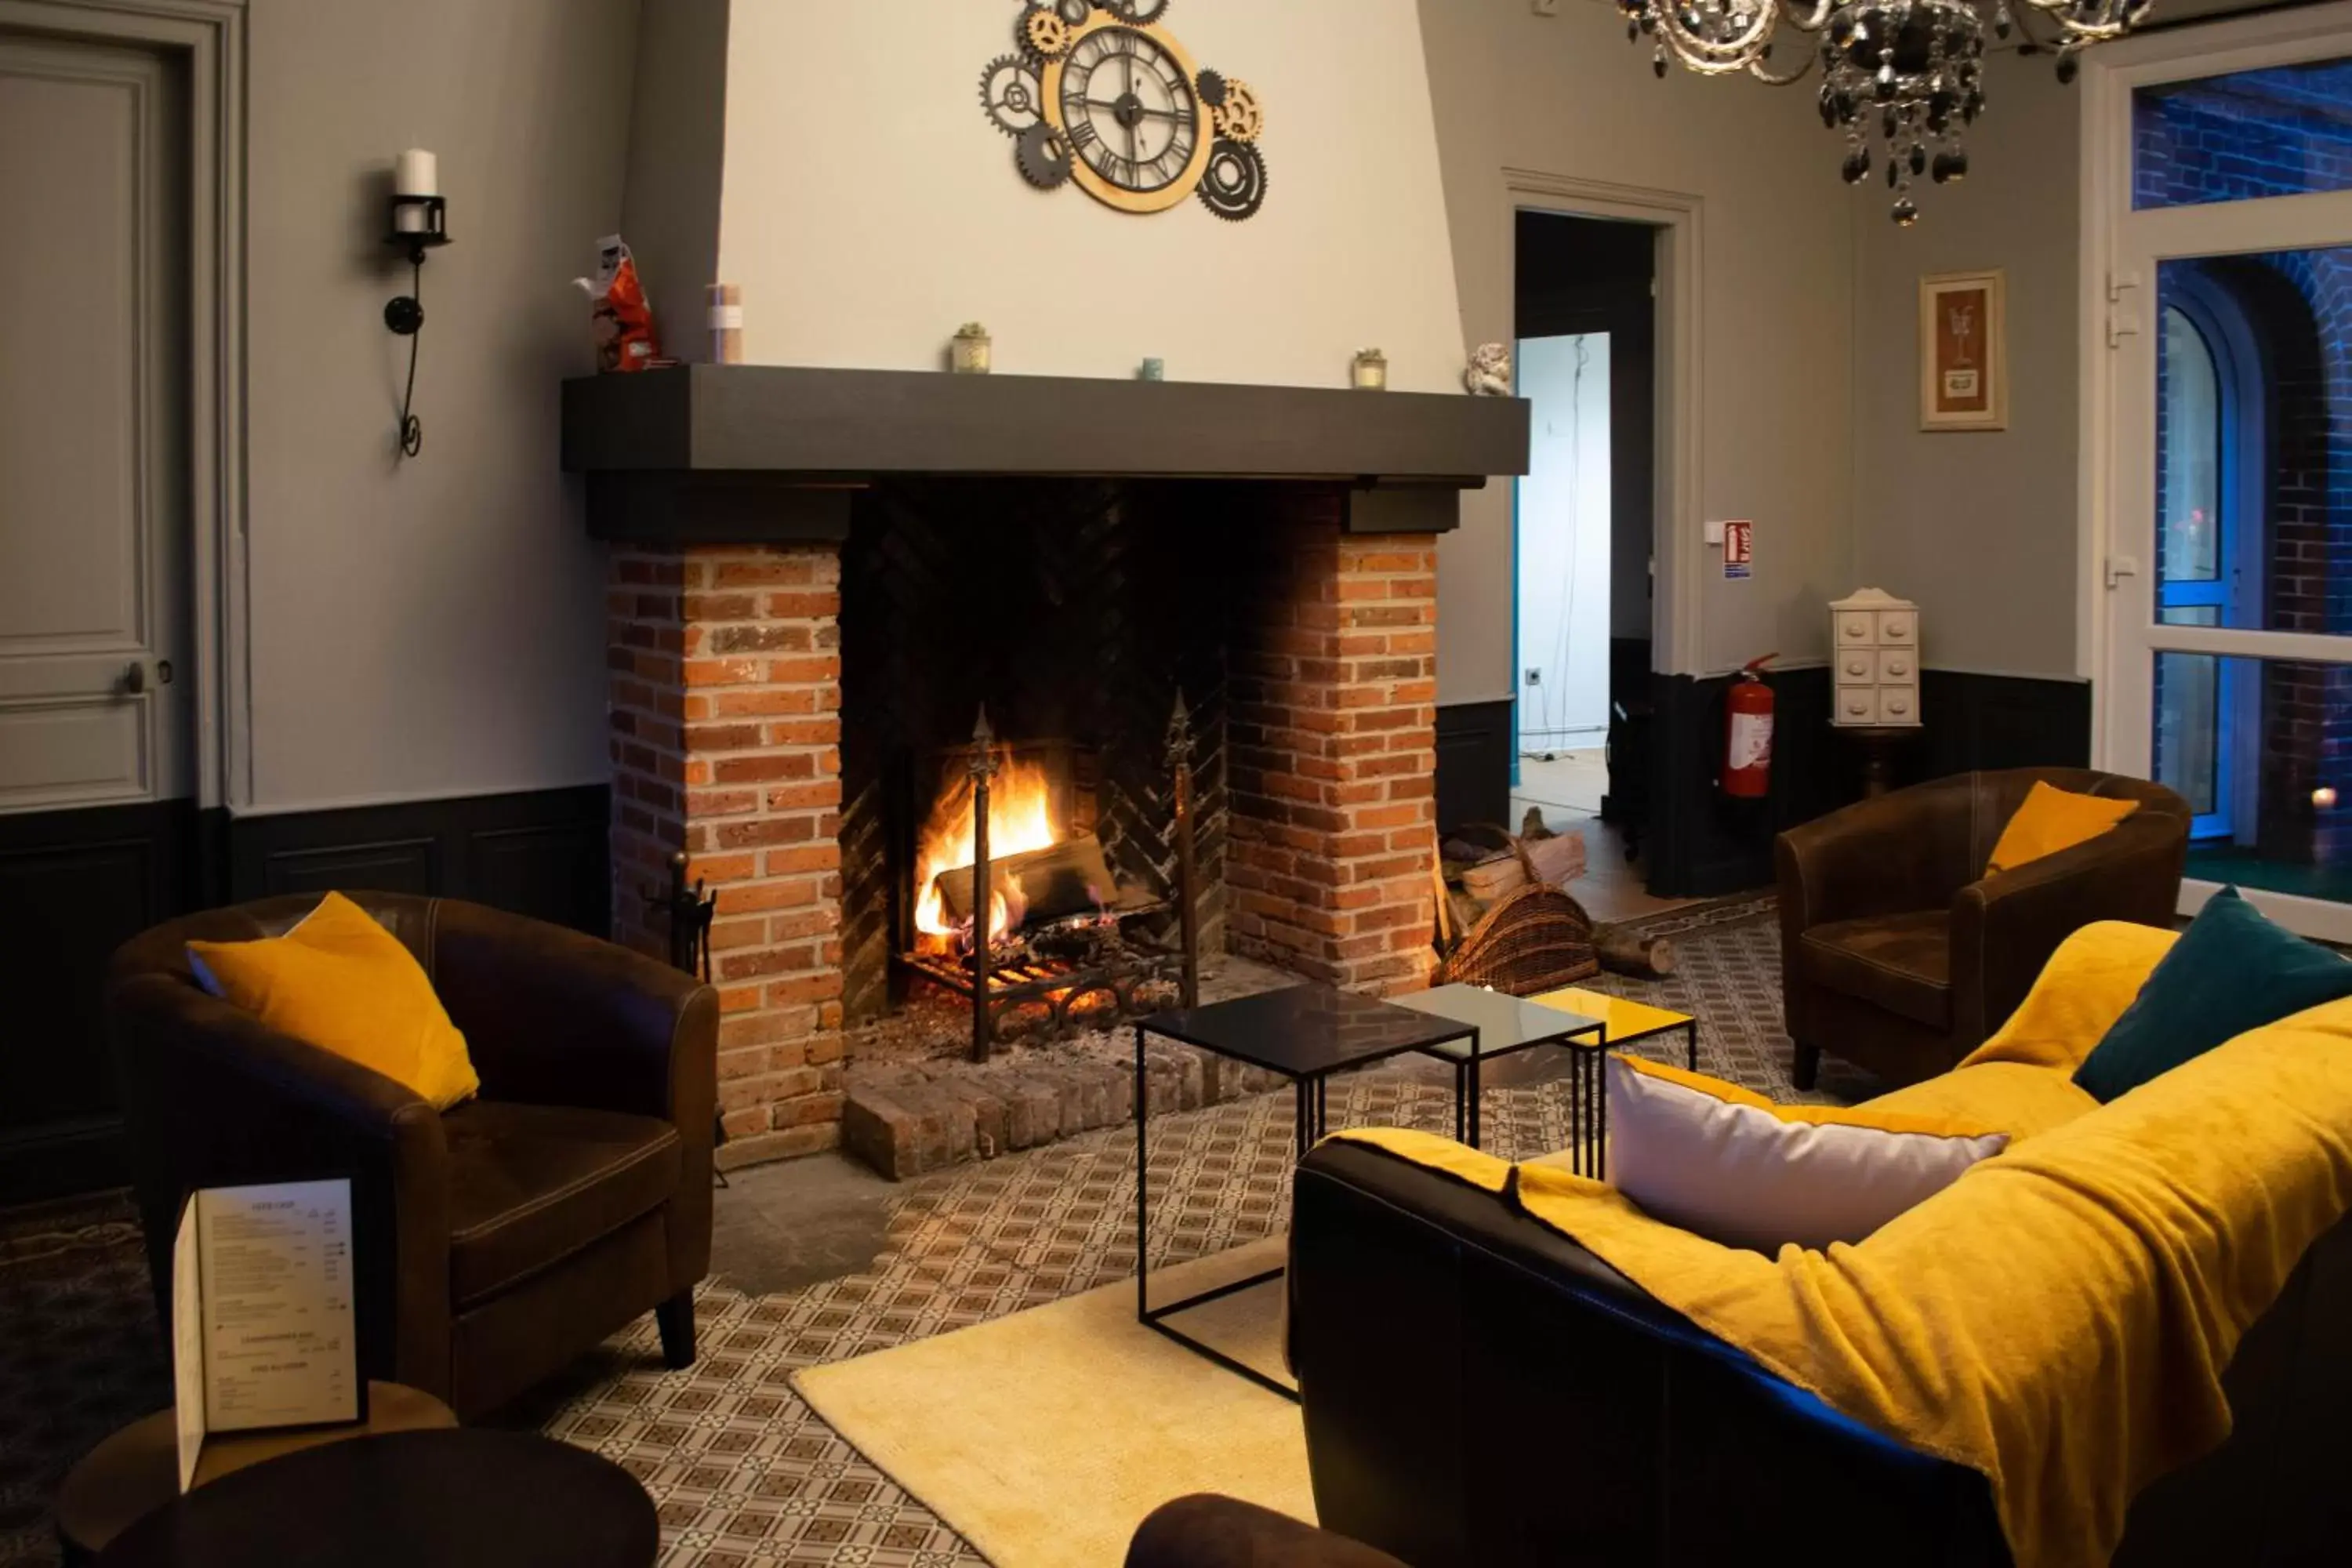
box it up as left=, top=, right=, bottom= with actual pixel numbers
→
left=1510, top=210, right=1662, bottom=916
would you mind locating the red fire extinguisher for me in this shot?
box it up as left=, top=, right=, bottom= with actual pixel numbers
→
left=1722, top=655, right=1777, bottom=799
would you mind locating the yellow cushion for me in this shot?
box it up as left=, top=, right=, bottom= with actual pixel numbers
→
left=1606, top=1056, right=2009, bottom=1253
left=1984, top=780, right=2139, bottom=876
left=187, top=891, right=479, bottom=1109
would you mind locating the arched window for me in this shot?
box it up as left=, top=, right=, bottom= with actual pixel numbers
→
left=2153, top=273, right=2267, bottom=842
left=2158, top=307, right=2222, bottom=627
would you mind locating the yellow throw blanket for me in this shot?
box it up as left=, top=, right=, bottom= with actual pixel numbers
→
left=1333, top=924, right=2352, bottom=1568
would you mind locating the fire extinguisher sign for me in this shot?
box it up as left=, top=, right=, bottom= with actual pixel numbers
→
left=1722, top=519, right=1753, bottom=579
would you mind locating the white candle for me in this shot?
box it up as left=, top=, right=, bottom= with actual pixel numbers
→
left=394, top=148, right=437, bottom=197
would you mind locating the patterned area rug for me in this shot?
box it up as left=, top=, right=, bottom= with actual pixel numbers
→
left=0, top=896, right=1834, bottom=1568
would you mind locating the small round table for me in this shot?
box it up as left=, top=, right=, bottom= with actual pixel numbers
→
left=92, top=1428, right=658, bottom=1568
left=56, top=1381, right=456, bottom=1563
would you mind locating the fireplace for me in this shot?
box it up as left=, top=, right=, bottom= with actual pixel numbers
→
left=831, top=477, right=1243, bottom=1060
left=569, top=364, right=1526, bottom=1166
left=890, top=710, right=1201, bottom=1062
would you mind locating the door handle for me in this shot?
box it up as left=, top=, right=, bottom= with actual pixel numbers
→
left=120, top=659, right=171, bottom=695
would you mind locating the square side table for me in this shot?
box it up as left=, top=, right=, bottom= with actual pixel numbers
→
left=1133, top=985, right=1475, bottom=1400
left=1389, top=984, right=1603, bottom=1149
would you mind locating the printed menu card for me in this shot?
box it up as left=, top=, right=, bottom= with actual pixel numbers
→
left=172, top=1178, right=359, bottom=1490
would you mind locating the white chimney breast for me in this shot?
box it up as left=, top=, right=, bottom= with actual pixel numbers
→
left=666, top=0, right=1465, bottom=389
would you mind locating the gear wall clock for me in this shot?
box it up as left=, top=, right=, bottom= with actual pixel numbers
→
left=981, top=2, right=1266, bottom=221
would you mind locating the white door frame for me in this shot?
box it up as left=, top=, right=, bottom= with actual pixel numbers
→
left=1503, top=169, right=1704, bottom=681
left=2078, top=3, right=2352, bottom=936
left=0, top=0, right=246, bottom=811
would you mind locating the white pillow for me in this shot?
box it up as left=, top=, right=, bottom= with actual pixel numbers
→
left=1605, top=1054, right=2008, bottom=1254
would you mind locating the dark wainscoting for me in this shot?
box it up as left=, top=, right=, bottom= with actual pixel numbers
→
left=1647, top=666, right=1845, bottom=898
left=1642, top=669, right=2092, bottom=898
left=0, top=800, right=201, bottom=1203
left=0, top=785, right=611, bottom=1207
left=223, top=785, right=612, bottom=936
left=1435, top=699, right=1515, bottom=837
left=1912, top=670, right=2093, bottom=779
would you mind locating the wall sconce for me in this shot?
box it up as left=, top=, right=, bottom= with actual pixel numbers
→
left=383, top=148, right=450, bottom=458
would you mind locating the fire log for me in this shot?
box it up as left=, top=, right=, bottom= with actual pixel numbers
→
left=1595, top=924, right=1675, bottom=980
left=934, top=837, right=1122, bottom=929
left=1522, top=830, right=1586, bottom=887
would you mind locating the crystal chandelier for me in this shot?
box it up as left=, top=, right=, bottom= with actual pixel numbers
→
left=1617, top=0, right=2151, bottom=224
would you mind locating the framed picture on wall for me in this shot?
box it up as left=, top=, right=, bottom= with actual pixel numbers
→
left=1919, top=270, right=2008, bottom=431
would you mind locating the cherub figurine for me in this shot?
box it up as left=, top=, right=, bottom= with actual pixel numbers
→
left=1464, top=342, right=1512, bottom=396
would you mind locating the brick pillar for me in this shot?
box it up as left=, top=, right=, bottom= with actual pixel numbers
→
left=606, top=543, right=848, bottom=1167
left=1227, top=503, right=1439, bottom=994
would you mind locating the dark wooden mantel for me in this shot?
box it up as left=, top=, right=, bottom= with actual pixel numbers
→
left=561, top=365, right=1529, bottom=544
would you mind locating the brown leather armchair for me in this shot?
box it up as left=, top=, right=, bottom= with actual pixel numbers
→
left=104, top=892, right=718, bottom=1419
left=1777, top=767, right=2189, bottom=1091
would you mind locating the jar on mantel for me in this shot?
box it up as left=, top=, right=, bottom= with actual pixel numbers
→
left=1830, top=588, right=1921, bottom=730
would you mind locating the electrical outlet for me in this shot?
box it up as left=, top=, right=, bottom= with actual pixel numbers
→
left=1532, top=0, right=1562, bottom=13
left=1525, top=668, right=1542, bottom=686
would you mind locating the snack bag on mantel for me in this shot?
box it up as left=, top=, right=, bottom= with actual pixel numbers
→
left=573, top=234, right=661, bottom=373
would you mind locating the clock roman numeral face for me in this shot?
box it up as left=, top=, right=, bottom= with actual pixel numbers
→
left=1057, top=25, right=1200, bottom=195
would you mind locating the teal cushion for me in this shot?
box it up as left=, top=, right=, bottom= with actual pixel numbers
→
left=2074, top=887, right=2352, bottom=1103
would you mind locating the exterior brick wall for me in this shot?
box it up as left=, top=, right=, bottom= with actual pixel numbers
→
left=607, top=545, right=848, bottom=1168
left=1227, top=502, right=1439, bottom=995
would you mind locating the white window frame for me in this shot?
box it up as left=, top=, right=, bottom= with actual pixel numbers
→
left=2077, top=2, right=2352, bottom=936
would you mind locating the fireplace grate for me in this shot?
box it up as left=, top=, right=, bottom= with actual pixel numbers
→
left=895, top=920, right=1187, bottom=1043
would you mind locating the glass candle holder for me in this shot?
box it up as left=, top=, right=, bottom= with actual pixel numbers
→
left=952, top=324, right=993, bottom=375
left=1352, top=349, right=1388, bottom=390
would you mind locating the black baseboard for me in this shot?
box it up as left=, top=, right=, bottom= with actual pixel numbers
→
left=1436, top=699, right=1515, bottom=836
left=1644, top=668, right=2092, bottom=898
left=0, top=783, right=611, bottom=1208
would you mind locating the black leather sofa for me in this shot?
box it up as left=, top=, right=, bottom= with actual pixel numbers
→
left=1286, top=1138, right=2352, bottom=1568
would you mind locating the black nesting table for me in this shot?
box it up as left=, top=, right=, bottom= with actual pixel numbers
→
left=1134, top=985, right=1482, bottom=1399
left=1390, top=984, right=1606, bottom=1149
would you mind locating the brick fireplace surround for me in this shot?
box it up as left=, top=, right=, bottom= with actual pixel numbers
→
left=605, top=506, right=1442, bottom=1168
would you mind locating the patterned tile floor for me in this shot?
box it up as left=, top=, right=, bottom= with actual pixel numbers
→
left=0, top=898, right=1853, bottom=1568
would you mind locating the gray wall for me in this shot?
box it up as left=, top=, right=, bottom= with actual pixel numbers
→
left=1849, top=50, right=2085, bottom=678
left=619, top=0, right=727, bottom=365
left=1420, top=0, right=1857, bottom=699
left=242, top=0, right=637, bottom=811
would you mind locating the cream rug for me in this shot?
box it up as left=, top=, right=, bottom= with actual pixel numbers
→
left=793, top=1237, right=1309, bottom=1568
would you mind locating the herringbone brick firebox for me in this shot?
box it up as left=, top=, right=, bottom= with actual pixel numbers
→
left=606, top=488, right=1439, bottom=1169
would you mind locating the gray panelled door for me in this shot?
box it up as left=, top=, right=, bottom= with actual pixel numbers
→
left=0, top=32, right=189, bottom=814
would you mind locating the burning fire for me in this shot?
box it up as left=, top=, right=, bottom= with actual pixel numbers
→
left=914, top=751, right=1060, bottom=953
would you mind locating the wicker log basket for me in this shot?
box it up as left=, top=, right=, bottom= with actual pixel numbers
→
left=1433, top=825, right=1601, bottom=994
left=1434, top=880, right=1601, bottom=993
